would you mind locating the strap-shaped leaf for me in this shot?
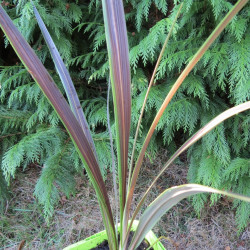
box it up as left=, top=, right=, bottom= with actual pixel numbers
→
left=123, top=101, right=250, bottom=248
left=128, top=3, right=183, bottom=186
left=125, top=0, right=249, bottom=231
left=129, top=184, right=250, bottom=249
left=32, top=2, right=97, bottom=158
left=102, top=0, right=131, bottom=229
left=142, top=102, right=250, bottom=201
left=0, top=5, right=116, bottom=246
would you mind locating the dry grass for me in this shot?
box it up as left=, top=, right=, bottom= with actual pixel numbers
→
left=0, top=152, right=249, bottom=249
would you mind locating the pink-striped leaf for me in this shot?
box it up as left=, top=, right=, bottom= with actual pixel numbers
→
left=32, top=2, right=97, bottom=158
left=0, top=5, right=116, bottom=246
left=102, top=0, right=131, bottom=230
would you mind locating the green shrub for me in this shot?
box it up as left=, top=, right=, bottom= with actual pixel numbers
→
left=0, top=0, right=249, bottom=231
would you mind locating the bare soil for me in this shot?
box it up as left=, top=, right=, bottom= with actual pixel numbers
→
left=0, top=152, right=249, bottom=249
left=90, top=231, right=152, bottom=250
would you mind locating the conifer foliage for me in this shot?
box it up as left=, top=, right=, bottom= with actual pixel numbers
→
left=0, top=0, right=249, bottom=230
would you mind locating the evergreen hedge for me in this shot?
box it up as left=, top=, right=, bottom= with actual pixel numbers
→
left=0, top=0, right=249, bottom=231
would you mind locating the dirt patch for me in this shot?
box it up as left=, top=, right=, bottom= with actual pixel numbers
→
left=90, top=231, right=152, bottom=250
left=0, top=152, right=249, bottom=249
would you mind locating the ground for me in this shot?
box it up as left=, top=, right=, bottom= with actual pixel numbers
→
left=0, top=152, right=249, bottom=249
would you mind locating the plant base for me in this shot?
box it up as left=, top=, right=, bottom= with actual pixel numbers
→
left=64, top=220, right=165, bottom=250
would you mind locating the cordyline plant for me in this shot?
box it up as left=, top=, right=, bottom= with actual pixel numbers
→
left=0, top=0, right=249, bottom=249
